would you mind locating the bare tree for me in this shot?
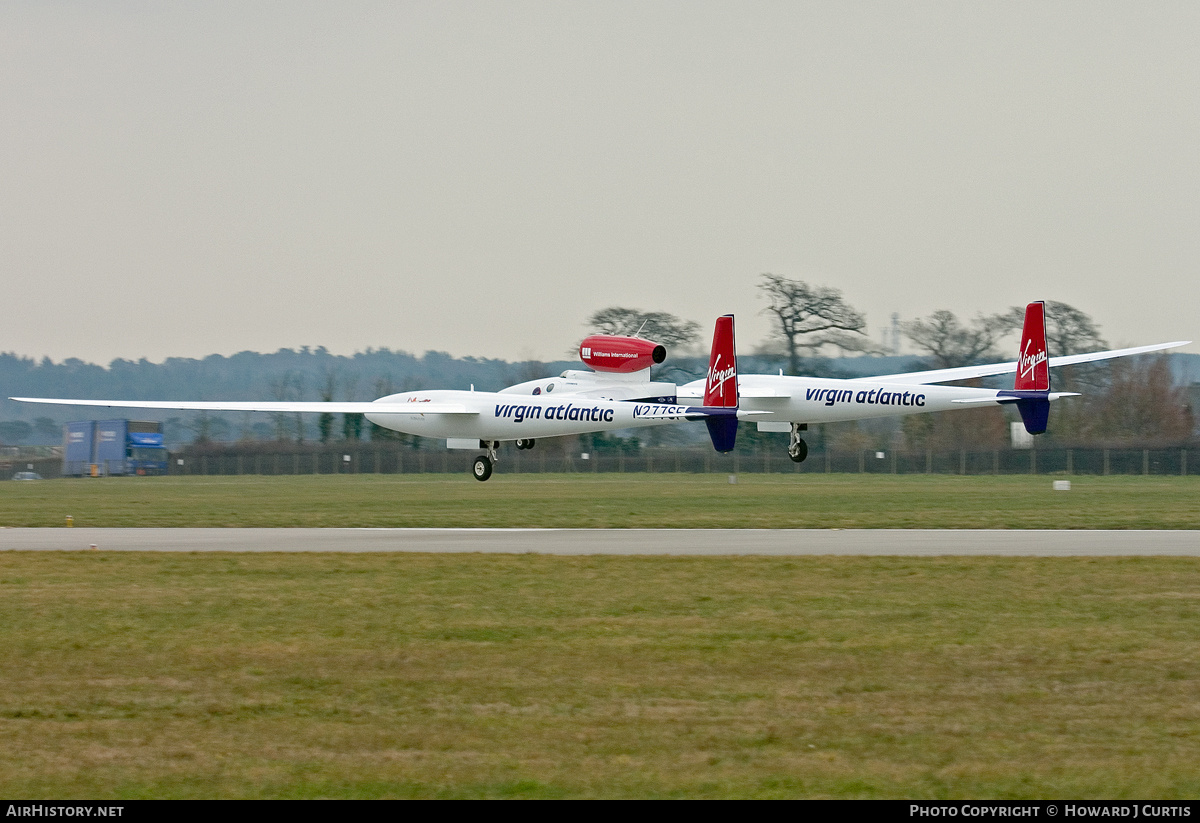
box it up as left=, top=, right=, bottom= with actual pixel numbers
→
left=181, top=412, right=231, bottom=444
left=238, top=411, right=254, bottom=442
left=900, top=312, right=1013, bottom=447
left=996, top=300, right=1107, bottom=356
left=1045, top=301, right=1107, bottom=356
left=902, top=310, right=1010, bottom=369
left=269, top=371, right=306, bottom=442
left=900, top=402, right=1008, bottom=451
left=268, top=376, right=290, bottom=441
left=584, top=307, right=701, bottom=347
left=511, top=359, right=550, bottom=385
left=1083, top=355, right=1193, bottom=445
left=757, top=274, right=868, bottom=375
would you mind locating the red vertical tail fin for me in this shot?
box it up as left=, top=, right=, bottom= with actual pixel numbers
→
left=703, top=315, right=738, bottom=408
left=1012, top=301, right=1050, bottom=434
left=1015, top=301, right=1050, bottom=392
left=702, top=315, right=738, bottom=453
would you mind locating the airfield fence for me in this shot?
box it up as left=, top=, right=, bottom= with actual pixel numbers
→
left=144, top=445, right=1200, bottom=477
left=10, top=446, right=1199, bottom=480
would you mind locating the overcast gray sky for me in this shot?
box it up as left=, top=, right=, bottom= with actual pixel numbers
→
left=2, top=1, right=1196, bottom=366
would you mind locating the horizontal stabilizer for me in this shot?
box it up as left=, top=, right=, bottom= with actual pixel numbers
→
left=739, top=388, right=792, bottom=399
left=951, top=392, right=1079, bottom=405
left=676, top=387, right=790, bottom=401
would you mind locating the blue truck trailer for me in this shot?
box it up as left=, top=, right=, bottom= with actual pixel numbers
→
left=63, top=420, right=169, bottom=476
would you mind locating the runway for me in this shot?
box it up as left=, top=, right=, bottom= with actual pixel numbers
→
left=2, top=528, right=1199, bottom=555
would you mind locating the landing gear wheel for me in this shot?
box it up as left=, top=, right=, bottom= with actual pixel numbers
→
left=788, top=439, right=808, bottom=463
left=788, top=422, right=810, bottom=463
left=472, top=455, right=493, bottom=481
left=515, top=438, right=535, bottom=450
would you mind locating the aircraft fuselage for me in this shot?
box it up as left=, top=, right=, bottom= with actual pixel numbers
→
left=364, top=390, right=700, bottom=441
left=679, top=375, right=1012, bottom=425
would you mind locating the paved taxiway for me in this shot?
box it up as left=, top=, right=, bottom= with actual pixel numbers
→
left=2, top=528, right=1199, bottom=555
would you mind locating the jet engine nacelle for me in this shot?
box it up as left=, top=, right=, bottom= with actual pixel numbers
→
left=578, top=335, right=666, bottom=373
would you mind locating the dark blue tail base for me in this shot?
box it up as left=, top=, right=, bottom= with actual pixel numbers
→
left=706, top=416, right=739, bottom=453
left=1015, top=399, right=1049, bottom=435
left=998, top=390, right=1049, bottom=435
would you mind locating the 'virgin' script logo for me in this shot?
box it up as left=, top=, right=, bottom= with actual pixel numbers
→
left=707, top=354, right=736, bottom=402
left=1018, top=339, right=1048, bottom=382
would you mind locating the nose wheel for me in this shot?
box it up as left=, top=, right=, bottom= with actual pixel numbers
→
left=788, top=422, right=809, bottom=463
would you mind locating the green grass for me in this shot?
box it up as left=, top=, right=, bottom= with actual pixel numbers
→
left=2, top=473, right=1199, bottom=528
left=4, top=474, right=1197, bottom=797
left=1, top=552, right=1198, bottom=798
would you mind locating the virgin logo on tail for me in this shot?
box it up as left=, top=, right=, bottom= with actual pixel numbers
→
left=707, top=355, right=736, bottom=403
left=1017, top=340, right=1048, bottom=382
left=1014, top=301, right=1050, bottom=392
left=703, top=315, right=738, bottom=408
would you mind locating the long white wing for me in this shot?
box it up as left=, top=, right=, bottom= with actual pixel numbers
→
left=9, top=398, right=476, bottom=415
left=864, top=341, right=1190, bottom=385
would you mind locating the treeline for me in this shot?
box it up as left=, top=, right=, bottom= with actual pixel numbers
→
left=2, top=278, right=1198, bottom=450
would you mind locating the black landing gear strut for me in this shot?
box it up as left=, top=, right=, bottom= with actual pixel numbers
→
left=788, top=423, right=809, bottom=463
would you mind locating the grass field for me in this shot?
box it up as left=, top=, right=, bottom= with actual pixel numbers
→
left=3, top=475, right=1197, bottom=798
left=1, top=551, right=1198, bottom=799
left=3, top=473, right=1200, bottom=528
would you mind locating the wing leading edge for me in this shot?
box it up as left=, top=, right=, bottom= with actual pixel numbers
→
left=8, top=398, right=476, bottom=415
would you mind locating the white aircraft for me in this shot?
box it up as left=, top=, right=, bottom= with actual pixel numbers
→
left=502, top=302, right=1190, bottom=462
left=12, top=316, right=752, bottom=481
